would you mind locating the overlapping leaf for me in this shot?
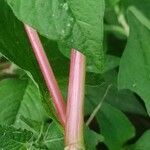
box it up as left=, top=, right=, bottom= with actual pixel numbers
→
left=118, top=7, right=150, bottom=115
left=7, top=0, right=105, bottom=73
left=0, top=0, right=69, bottom=91
left=0, top=78, right=47, bottom=126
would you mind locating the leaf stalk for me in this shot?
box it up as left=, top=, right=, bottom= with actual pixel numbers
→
left=65, top=49, right=86, bottom=150
left=24, top=24, right=66, bottom=127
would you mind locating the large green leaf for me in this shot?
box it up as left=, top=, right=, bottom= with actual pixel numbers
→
left=59, top=0, right=105, bottom=72
left=0, top=78, right=47, bottom=126
left=0, top=0, right=69, bottom=90
left=85, top=82, right=136, bottom=150
left=7, top=0, right=105, bottom=73
left=97, top=103, right=135, bottom=150
left=0, top=0, right=69, bottom=123
left=0, top=125, right=33, bottom=150
left=118, top=7, right=150, bottom=115
left=7, top=0, right=73, bottom=41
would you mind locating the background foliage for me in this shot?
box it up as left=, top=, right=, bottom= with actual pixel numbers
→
left=0, top=0, right=150, bottom=149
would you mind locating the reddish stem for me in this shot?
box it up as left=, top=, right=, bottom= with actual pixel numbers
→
left=24, top=24, right=66, bottom=127
left=65, top=49, right=86, bottom=150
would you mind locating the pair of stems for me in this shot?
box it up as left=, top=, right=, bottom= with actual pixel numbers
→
left=24, top=25, right=86, bottom=150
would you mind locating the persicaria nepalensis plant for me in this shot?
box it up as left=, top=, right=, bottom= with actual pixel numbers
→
left=25, top=24, right=86, bottom=149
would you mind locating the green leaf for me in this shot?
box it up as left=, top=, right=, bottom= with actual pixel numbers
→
left=0, top=0, right=69, bottom=90
left=85, top=75, right=137, bottom=149
left=59, top=0, right=105, bottom=73
left=85, top=81, right=146, bottom=116
left=0, top=0, right=42, bottom=87
left=43, top=122, right=64, bottom=150
left=0, top=125, right=33, bottom=150
left=7, top=0, right=73, bottom=41
left=118, top=7, right=150, bottom=115
left=16, top=117, right=64, bottom=149
left=85, top=81, right=136, bottom=150
left=128, top=130, right=150, bottom=150
left=85, top=127, right=104, bottom=150
left=7, top=0, right=105, bottom=73
left=0, top=0, right=69, bottom=122
left=0, top=78, right=47, bottom=126
left=97, top=103, right=135, bottom=150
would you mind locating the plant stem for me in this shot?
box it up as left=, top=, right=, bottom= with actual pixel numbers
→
left=114, top=5, right=129, bottom=36
left=86, top=84, right=112, bottom=126
left=65, top=49, right=86, bottom=150
left=24, top=24, right=66, bottom=127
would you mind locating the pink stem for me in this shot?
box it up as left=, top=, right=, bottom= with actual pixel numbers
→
left=24, top=24, right=66, bottom=127
left=65, top=49, right=86, bottom=150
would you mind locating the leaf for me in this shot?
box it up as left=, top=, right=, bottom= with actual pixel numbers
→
left=85, top=81, right=146, bottom=116
left=0, top=125, right=33, bottom=150
left=43, top=122, right=64, bottom=150
left=15, top=117, right=64, bottom=149
left=0, top=0, right=42, bottom=87
left=7, top=0, right=105, bottom=73
left=58, top=0, right=105, bottom=73
left=97, top=103, right=135, bottom=150
left=85, top=127, right=104, bottom=150
left=118, top=7, right=150, bottom=115
left=0, top=0, right=69, bottom=90
left=128, top=130, right=150, bottom=150
left=85, top=82, right=136, bottom=150
left=0, top=0, right=69, bottom=122
left=7, top=0, right=73, bottom=41
left=0, top=78, right=47, bottom=126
